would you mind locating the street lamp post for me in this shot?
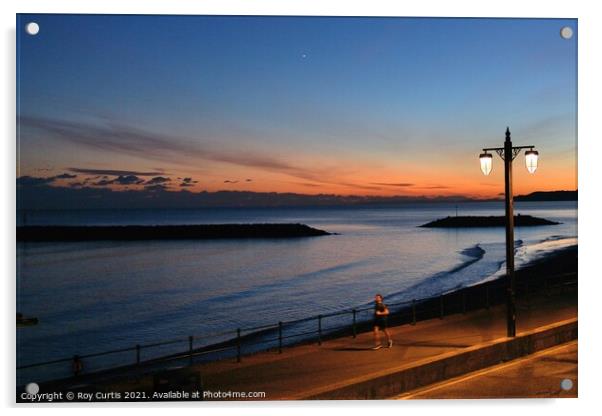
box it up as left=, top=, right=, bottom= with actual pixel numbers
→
left=479, top=127, right=539, bottom=337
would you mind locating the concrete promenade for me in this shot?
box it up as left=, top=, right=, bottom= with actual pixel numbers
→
left=396, top=340, right=577, bottom=399
left=196, top=288, right=576, bottom=400
left=30, top=284, right=575, bottom=402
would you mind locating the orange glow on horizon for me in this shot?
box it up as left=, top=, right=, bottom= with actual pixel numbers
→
left=22, top=139, right=576, bottom=200
left=40, top=162, right=576, bottom=200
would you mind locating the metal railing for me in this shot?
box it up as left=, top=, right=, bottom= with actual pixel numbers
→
left=17, top=270, right=576, bottom=385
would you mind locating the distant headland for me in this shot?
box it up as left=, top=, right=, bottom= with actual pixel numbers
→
left=419, top=215, right=560, bottom=228
left=514, top=190, right=577, bottom=202
left=16, top=224, right=332, bottom=242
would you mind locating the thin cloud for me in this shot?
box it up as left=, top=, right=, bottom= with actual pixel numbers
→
left=20, top=115, right=352, bottom=186
left=415, top=185, right=451, bottom=190
left=370, top=182, right=414, bottom=187
left=146, top=176, right=171, bottom=185
left=93, top=175, right=145, bottom=186
left=16, top=176, right=55, bottom=186
left=113, top=175, right=145, bottom=185
left=294, top=182, right=322, bottom=188
left=179, top=177, right=198, bottom=187
left=69, top=167, right=164, bottom=176
left=53, top=173, right=77, bottom=179
left=339, top=182, right=382, bottom=191
left=521, top=113, right=574, bottom=142
left=17, top=173, right=78, bottom=186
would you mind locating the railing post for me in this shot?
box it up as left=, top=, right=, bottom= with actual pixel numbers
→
left=188, top=335, right=194, bottom=363
left=136, top=344, right=141, bottom=365
left=411, top=299, right=416, bottom=325
left=278, top=321, right=283, bottom=354
left=318, top=315, right=322, bottom=345
left=352, top=309, right=357, bottom=338
left=439, top=294, right=444, bottom=319
left=485, top=283, right=490, bottom=310
left=236, top=328, right=241, bottom=363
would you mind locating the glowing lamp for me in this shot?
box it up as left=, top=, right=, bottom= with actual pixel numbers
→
left=479, top=152, right=493, bottom=176
left=525, top=149, right=539, bottom=174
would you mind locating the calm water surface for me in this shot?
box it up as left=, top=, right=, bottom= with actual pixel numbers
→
left=16, top=201, right=577, bottom=382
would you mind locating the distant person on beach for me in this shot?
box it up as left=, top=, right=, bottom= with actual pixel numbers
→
left=373, top=294, right=393, bottom=350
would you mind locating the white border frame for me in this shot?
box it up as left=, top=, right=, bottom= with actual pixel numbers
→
left=3, top=1, right=600, bottom=414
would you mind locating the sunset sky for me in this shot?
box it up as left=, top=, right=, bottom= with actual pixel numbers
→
left=17, top=15, right=577, bottom=201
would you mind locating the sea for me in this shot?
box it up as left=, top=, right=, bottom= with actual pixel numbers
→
left=16, top=201, right=577, bottom=384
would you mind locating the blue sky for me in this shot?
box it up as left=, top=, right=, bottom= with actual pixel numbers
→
left=17, top=15, right=577, bottom=198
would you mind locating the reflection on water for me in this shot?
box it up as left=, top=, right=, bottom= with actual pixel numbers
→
left=17, top=201, right=577, bottom=380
